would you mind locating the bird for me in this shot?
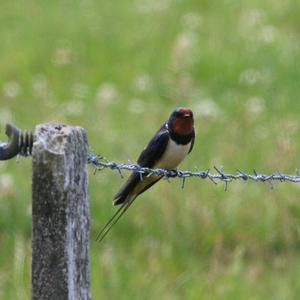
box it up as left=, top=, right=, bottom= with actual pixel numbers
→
left=96, top=107, right=195, bottom=242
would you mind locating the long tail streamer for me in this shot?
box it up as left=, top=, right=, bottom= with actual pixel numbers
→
left=96, top=198, right=136, bottom=243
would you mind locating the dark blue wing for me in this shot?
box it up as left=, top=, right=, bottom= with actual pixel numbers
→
left=188, top=130, right=195, bottom=153
left=113, top=123, right=169, bottom=205
left=137, top=123, right=170, bottom=167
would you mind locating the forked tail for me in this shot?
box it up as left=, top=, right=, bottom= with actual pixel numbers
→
left=96, top=196, right=136, bottom=243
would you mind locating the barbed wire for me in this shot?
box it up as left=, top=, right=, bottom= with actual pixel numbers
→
left=87, top=153, right=300, bottom=189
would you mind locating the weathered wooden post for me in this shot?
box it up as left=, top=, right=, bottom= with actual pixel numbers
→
left=32, top=123, right=91, bottom=300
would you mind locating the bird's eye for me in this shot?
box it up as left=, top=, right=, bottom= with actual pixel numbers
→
left=172, top=108, right=192, bottom=119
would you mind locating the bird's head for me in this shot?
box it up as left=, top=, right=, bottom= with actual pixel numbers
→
left=168, top=107, right=194, bottom=135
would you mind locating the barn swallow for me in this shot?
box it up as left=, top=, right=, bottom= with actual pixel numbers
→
left=96, top=107, right=195, bottom=242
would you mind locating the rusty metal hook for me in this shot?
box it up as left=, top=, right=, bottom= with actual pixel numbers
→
left=0, top=124, right=34, bottom=160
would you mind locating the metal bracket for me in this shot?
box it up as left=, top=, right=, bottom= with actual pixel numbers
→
left=0, top=124, right=34, bottom=160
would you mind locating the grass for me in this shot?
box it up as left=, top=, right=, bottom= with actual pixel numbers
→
left=1, top=0, right=300, bottom=299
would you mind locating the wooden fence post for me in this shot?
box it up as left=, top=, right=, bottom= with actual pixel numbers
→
left=32, top=123, right=91, bottom=300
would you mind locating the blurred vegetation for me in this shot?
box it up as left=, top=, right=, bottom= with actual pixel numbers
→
left=1, top=0, right=300, bottom=299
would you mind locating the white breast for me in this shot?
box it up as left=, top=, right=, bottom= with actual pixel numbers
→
left=154, top=139, right=191, bottom=169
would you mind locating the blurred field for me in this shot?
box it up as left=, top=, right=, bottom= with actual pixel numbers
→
left=1, top=0, right=300, bottom=299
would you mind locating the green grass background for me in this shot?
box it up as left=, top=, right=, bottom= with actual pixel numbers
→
left=1, top=0, right=300, bottom=299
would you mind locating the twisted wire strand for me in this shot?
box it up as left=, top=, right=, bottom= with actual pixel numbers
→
left=87, top=153, right=300, bottom=185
